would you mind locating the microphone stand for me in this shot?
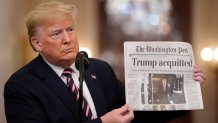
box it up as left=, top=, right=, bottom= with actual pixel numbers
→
left=78, top=56, right=85, bottom=123
left=76, top=51, right=89, bottom=123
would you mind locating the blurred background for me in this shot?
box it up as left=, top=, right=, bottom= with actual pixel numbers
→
left=0, top=0, right=217, bottom=123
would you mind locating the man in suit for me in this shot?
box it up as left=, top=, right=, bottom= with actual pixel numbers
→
left=4, top=1, right=133, bottom=123
left=153, top=78, right=171, bottom=104
left=4, top=1, right=206, bottom=123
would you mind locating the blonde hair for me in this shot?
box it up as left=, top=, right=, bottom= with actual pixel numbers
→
left=25, top=1, right=77, bottom=50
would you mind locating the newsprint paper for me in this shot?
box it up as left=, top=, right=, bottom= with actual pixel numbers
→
left=124, top=41, right=203, bottom=111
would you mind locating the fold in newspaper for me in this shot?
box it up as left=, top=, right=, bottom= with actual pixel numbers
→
left=124, top=41, right=203, bottom=111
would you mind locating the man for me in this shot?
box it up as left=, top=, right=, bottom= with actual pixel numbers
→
left=4, top=1, right=206, bottom=123
left=4, top=1, right=133, bottom=123
left=153, top=78, right=171, bottom=104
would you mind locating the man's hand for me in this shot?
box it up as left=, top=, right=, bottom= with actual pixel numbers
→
left=100, top=104, right=134, bottom=123
left=194, top=65, right=206, bottom=84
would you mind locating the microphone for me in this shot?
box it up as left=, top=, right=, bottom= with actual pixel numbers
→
left=75, top=51, right=89, bottom=123
left=75, top=51, right=89, bottom=70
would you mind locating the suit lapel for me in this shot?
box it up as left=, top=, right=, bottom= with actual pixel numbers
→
left=84, top=70, right=107, bottom=117
left=31, top=55, right=80, bottom=119
left=43, top=73, right=80, bottom=118
left=32, top=55, right=108, bottom=119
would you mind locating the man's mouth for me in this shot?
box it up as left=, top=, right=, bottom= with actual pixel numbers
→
left=63, top=48, right=73, bottom=53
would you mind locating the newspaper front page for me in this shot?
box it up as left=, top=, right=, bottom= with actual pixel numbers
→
left=124, top=41, right=203, bottom=111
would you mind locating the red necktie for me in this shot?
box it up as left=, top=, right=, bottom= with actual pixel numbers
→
left=62, top=68, right=94, bottom=120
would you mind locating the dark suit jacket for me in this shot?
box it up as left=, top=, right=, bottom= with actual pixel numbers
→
left=4, top=55, right=187, bottom=123
left=4, top=55, right=125, bottom=123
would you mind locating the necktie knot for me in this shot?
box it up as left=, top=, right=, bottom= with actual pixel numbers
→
left=62, top=68, right=73, bottom=78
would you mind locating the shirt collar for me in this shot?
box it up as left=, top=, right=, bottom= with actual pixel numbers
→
left=42, top=58, right=78, bottom=77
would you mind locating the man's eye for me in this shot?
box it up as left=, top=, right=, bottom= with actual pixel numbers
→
left=49, top=31, right=61, bottom=38
left=67, top=28, right=74, bottom=32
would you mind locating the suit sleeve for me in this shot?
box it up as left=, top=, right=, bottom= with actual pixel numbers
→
left=85, top=118, right=102, bottom=123
left=4, top=80, right=48, bottom=123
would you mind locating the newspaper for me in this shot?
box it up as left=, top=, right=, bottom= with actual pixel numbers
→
left=124, top=41, right=203, bottom=111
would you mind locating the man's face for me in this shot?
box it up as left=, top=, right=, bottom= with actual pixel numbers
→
left=32, top=15, right=79, bottom=67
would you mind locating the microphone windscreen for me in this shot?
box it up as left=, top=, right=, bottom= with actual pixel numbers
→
left=75, top=51, right=89, bottom=70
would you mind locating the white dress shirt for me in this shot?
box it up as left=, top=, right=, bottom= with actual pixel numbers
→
left=43, top=59, right=97, bottom=119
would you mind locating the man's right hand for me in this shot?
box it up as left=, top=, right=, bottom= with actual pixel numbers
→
left=100, top=104, right=134, bottom=123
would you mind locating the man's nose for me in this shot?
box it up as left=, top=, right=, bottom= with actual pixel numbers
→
left=63, top=31, right=71, bottom=43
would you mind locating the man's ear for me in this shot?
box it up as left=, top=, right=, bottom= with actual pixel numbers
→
left=30, top=37, right=42, bottom=52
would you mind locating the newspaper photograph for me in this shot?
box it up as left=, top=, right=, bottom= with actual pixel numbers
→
left=124, top=41, right=203, bottom=111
